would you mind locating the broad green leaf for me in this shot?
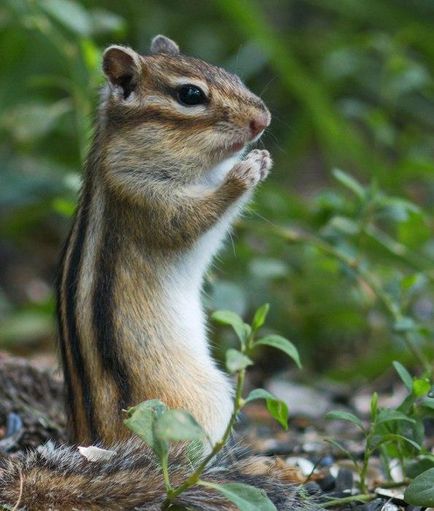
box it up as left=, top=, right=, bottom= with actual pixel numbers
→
left=199, top=481, right=277, bottom=511
left=254, top=335, right=301, bottom=368
left=252, top=303, right=270, bottom=332
left=393, top=361, right=413, bottom=391
left=266, top=398, right=289, bottom=430
left=326, top=410, right=365, bottom=431
left=332, top=168, right=365, bottom=199
left=212, top=310, right=243, bottom=327
left=154, top=410, right=205, bottom=442
left=245, top=389, right=289, bottom=429
left=405, top=468, right=434, bottom=506
left=245, top=388, right=276, bottom=403
left=413, top=378, right=431, bottom=397
left=212, top=310, right=251, bottom=346
left=124, top=399, right=167, bottom=448
left=225, top=349, right=253, bottom=373
left=405, top=456, right=434, bottom=479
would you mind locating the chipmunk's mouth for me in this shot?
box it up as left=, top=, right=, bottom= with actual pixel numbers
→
left=225, top=129, right=266, bottom=155
left=227, top=141, right=245, bottom=153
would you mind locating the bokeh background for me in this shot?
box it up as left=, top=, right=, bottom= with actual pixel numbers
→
left=1, top=0, right=433, bottom=382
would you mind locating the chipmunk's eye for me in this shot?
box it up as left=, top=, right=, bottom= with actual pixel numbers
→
left=177, top=84, right=207, bottom=106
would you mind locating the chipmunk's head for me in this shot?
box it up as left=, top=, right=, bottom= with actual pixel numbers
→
left=100, top=35, right=271, bottom=186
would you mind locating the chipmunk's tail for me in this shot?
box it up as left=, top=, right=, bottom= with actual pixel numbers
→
left=0, top=439, right=313, bottom=510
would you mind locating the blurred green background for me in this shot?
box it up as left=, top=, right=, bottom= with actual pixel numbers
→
left=0, top=0, right=433, bottom=381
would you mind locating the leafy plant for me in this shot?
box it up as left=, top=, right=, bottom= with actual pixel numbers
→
left=124, top=304, right=301, bottom=510
left=325, top=360, right=434, bottom=503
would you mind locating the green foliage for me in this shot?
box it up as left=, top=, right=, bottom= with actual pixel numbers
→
left=199, top=481, right=277, bottom=511
left=405, top=468, right=434, bottom=506
left=326, top=360, right=434, bottom=500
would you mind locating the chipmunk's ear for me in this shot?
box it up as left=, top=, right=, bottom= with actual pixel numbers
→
left=150, top=35, right=180, bottom=56
left=102, top=45, right=143, bottom=99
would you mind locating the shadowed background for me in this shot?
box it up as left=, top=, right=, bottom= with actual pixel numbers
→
left=0, top=0, right=433, bottom=382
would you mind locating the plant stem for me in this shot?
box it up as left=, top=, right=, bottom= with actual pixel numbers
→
left=322, top=493, right=375, bottom=508
left=161, top=455, right=172, bottom=493
left=162, top=368, right=247, bottom=506
left=377, top=479, right=409, bottom=489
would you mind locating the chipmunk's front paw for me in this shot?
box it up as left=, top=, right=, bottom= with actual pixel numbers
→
left=228, top=149, right=272, bottom=188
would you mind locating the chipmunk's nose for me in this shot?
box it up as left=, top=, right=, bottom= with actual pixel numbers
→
left=249, top=112, right=270, bottom=139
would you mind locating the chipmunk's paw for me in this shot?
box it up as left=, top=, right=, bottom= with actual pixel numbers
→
left=229, top=150, right=272, bottom=188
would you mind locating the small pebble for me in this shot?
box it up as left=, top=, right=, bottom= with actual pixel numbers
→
left=319, top=455, right=334, bottom=467
left=317, top=473, right=336, bottom=492
left=6, top=413, right=22, bottom=437
left=381, top=503, right=398, bottom=511
left=335, top=468, right=354, bottom=492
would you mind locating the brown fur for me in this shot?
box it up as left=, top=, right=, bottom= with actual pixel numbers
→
left=0, top=35, right=318, bottom=511
left=57, top=36, right=272, bottom=445
left=0, top=440, right=311, bottom=510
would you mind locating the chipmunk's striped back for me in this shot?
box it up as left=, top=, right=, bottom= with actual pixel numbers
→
left=54, top=33, right=273, bottom=446
left=0, top=35, right=319, bottom=511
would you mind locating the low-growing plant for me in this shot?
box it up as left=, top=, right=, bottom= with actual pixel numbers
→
left=326, top=360, right=434, bottom=499
left=270, top=170, right=434, bottom=508
left=123, top=304, right=301, bottom=511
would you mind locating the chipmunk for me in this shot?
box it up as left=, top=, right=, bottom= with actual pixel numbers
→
left=0, top=36, right=313, bottom=510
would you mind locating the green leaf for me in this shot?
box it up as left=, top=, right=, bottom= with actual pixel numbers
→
left=405, top=468, right=434, bottom=506
left=245, top=389, right=289, bottom=429
left=199, top=481, right=277, bottom=511
left=376, top=409, right=416, bottom=425
left=325, top=410, right=365, bottom=431
left=393, top=361, right=413, bottom=391
left=212, top=309, right=243, bottom=327
left=413, top=378, right=431, bottom=397
left=245, top=388, right=275, bottom=403
left=225, top=349, right=253, bottom=373
left=254, top=335, right=301, bottom=368
left=372, top=433, right=420, bottom=451
left=332, top=168, right=365, bottom=199
left=124, top=399, right=167, bottom=448
left=252, top=303, right=270, bottom=332
left=266, top=398, right=289, bottom=430
left=405, top=456, right=434, bottom=479
left=212, top=310, right=251, bottom=346
left=154, top=410, right=205, bottom=442
left=124, top=400, right=170, bottom=472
